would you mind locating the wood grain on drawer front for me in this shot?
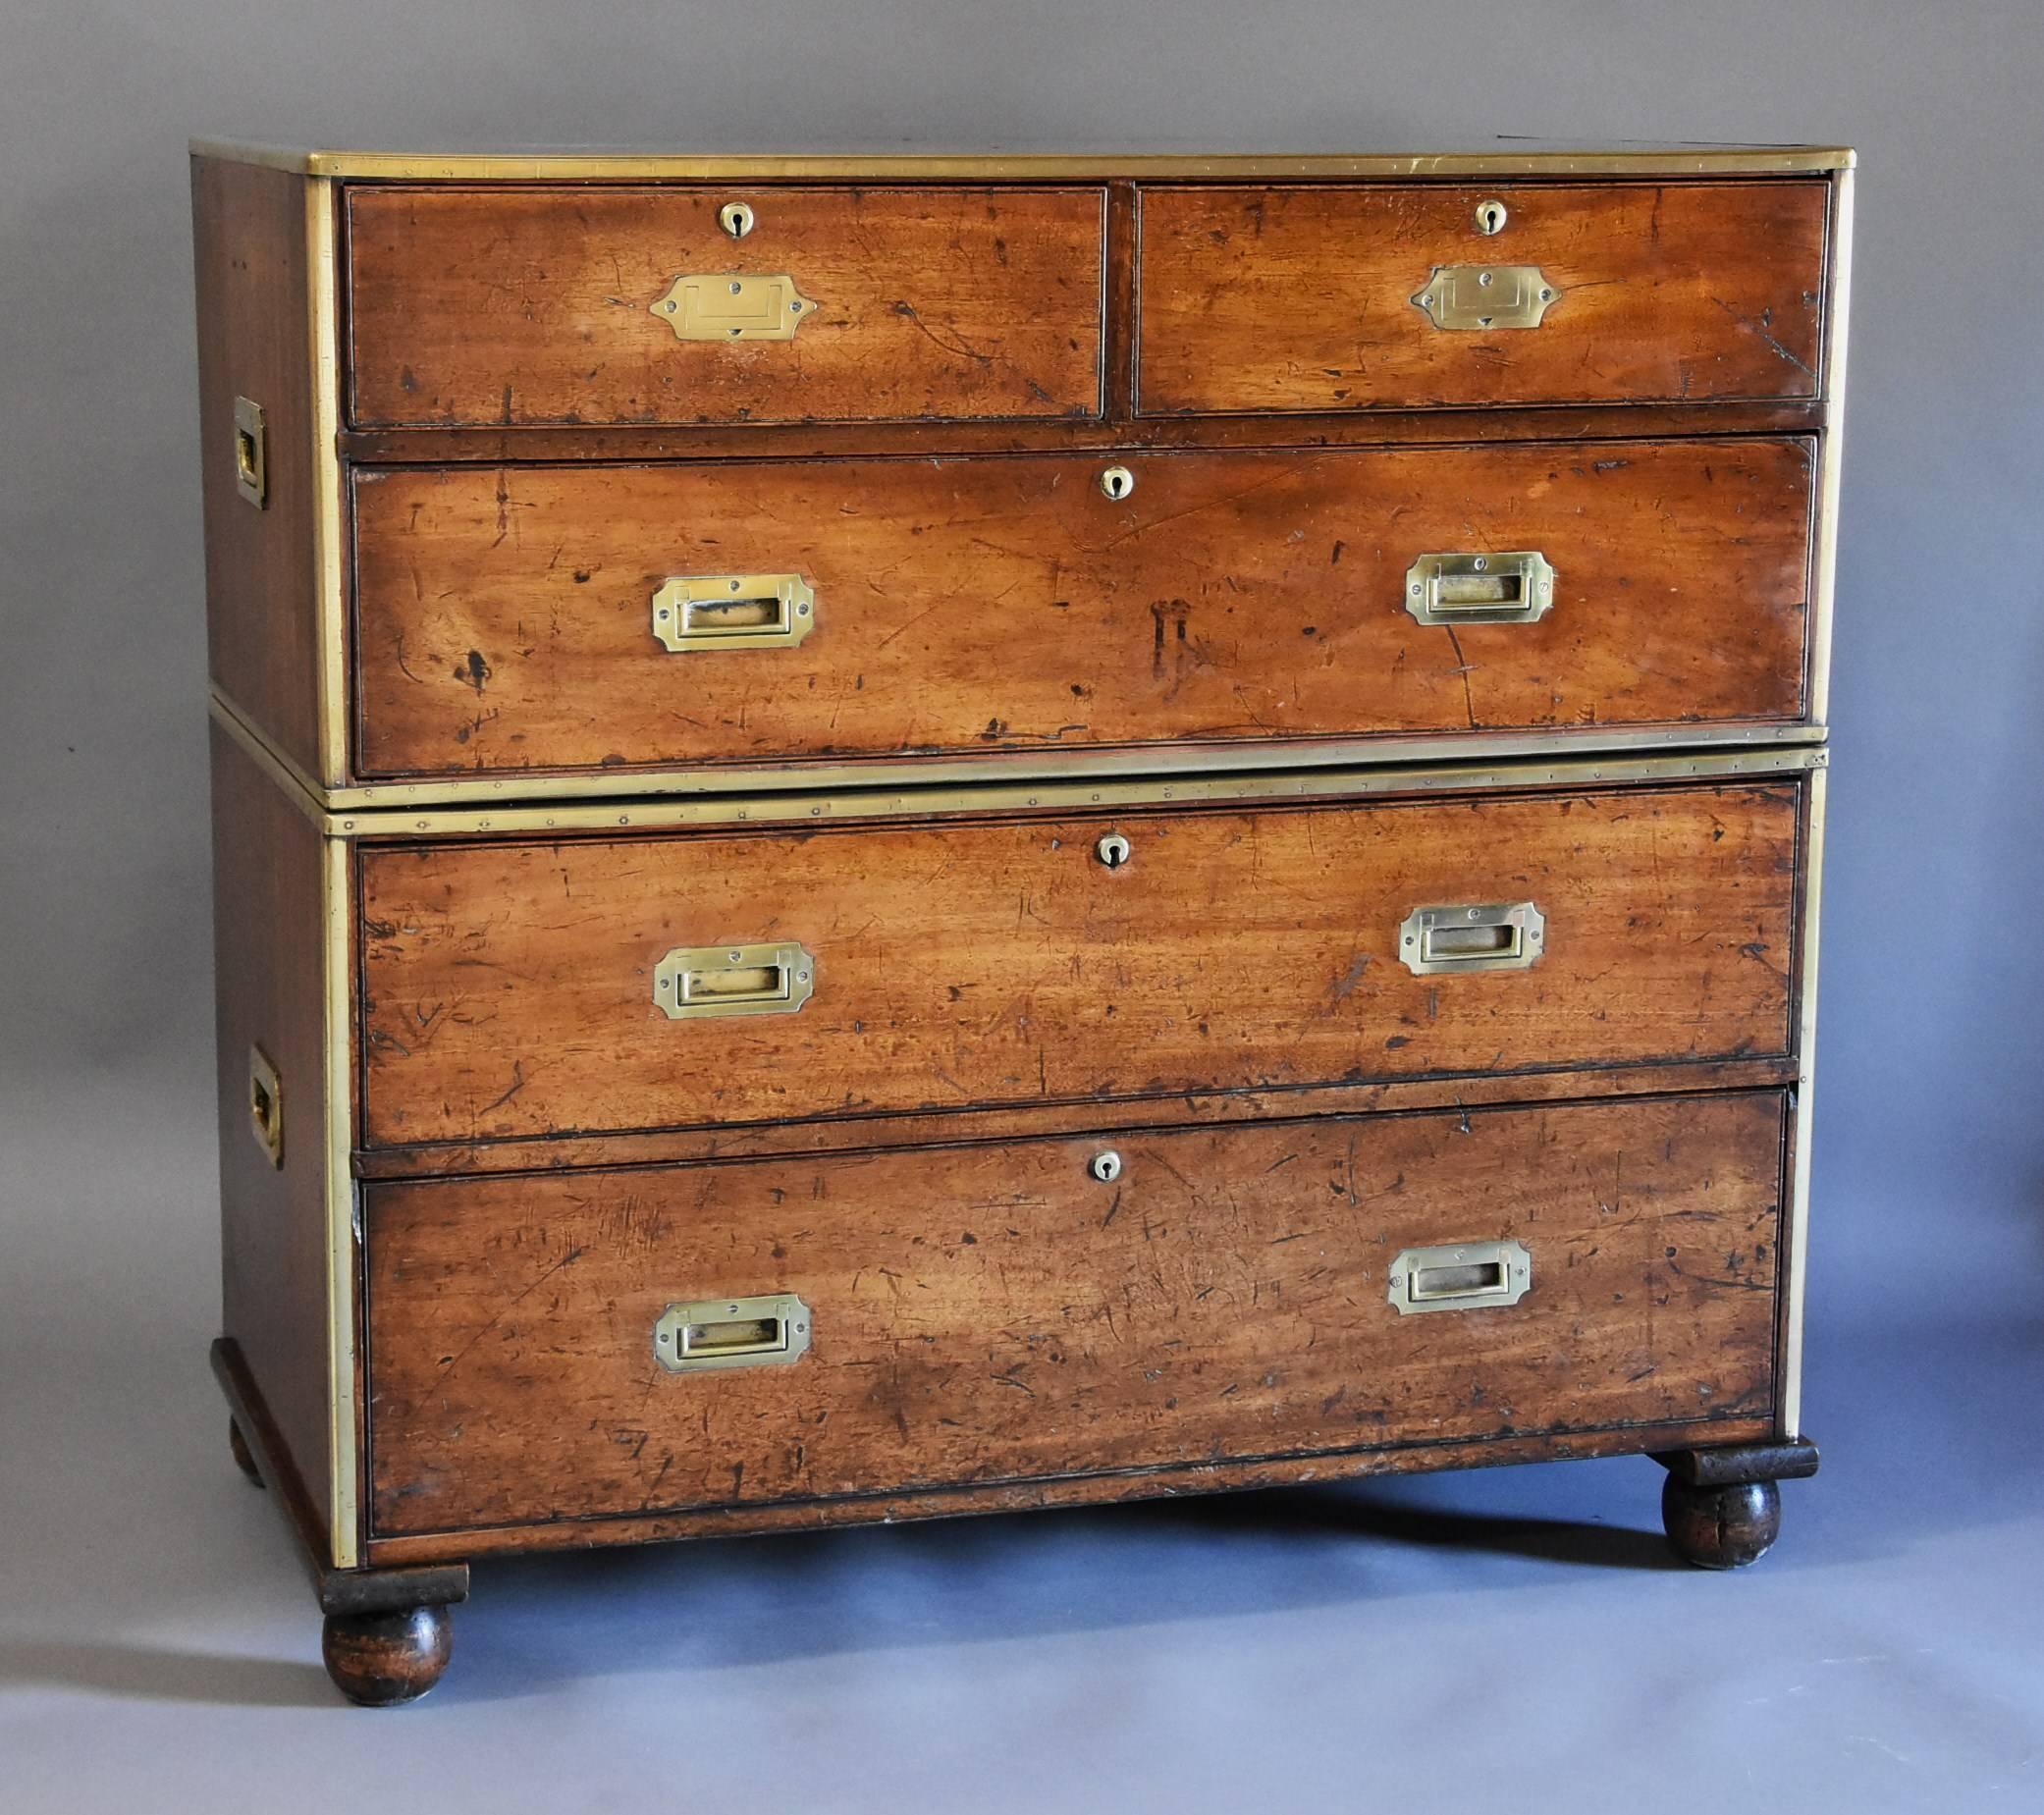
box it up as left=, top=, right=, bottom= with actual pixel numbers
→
left=364, top=1091, right=1785, bottom=1537
left=357, top=783, right=1797, bottom=1148
left=350, top=438, right=1813, bottom=781
left=1137, top=182, right=1829, bottom=413
left=346, top=186, right=1104, bottom=428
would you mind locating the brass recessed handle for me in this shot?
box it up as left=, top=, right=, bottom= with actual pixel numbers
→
left=1387, top=1241, right=1532, bottom=1315
left=654, top=942, right=816, bottom=1020
left=650, top=272, right=814, bottom=341
left=1405, top=551, right=1555, bottom=626
left=1399, top=902, right=1546, bottom=975
left=1411, top=264, right=1559, bottom=330
left=247, top=1045, right=284, bottom=1167
left=232, top=396, right=267, bottom=508
left=655, top=1294, right=812, bottom=1372
left=652, top=574, right=816, bottom=652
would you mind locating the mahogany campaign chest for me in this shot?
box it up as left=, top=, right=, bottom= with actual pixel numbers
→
left=191, top=141, right=1851, bottom=1704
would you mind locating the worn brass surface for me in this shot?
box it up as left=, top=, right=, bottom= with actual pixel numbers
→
left=1398, top=901, right=1547, bottom=975
left=654, top=1294, right=813, bottom=1373
left=653, top=941, right=817, bottom=1020
left=1387, top=1240, right=1533, bottom=1315
left=232, top=396, right=266, bottom=507
left=318, top=831, right=358, bottom=1570
left=650, top=271, right=815, bottom=341
left=651, top=573, right=817, bottom=652
left=1782, top=760, right=1826, bottom=1440
left=305, top=179, right=347, bottom=789
left=1404, top=550, right=1555, bottom=625
left=247, top=1044, right=284, bottom=1167
left=1412, top=264, right=1560, bottom=330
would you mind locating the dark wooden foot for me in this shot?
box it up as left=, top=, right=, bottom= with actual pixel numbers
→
left=322, top=1605, right=454, bottom=1707
left=1661, top=1474, right=1781, bottom=1569
left=229, top=1416, right=264, bottom=1486
left=1652, top=1437, right=1818, bottom=1570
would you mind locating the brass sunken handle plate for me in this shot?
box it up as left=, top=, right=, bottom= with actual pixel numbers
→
left=1411, top=264, right=1559, bottom=330
left=1386, top=1241, right=1533, bottom=1315
left=1399, top=901, right=1546, bottom=975
left=232, top=395, right=266, bottom=508
left=247, top=1044, right=284, bottom=1167
left=654, top=941, right=816, bottom=1020
left=652, top=574, right=816, bottom=652
left=1405, top=551, right=1556, bottom=626
left=649, top=272, right=815, bottom=341
left=655, top=1294, right=813, bottom=1373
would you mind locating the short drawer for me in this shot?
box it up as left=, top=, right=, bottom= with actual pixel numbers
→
left=1137, top=182, right=1830, bottom=414
left=350, top=437, right=1814, bottom=782
left=346, top=185, right=1105, bottom=428
left=364, top=1090, right=1786, bottom=1537
left=357, top=781, right=1799, bottom=1148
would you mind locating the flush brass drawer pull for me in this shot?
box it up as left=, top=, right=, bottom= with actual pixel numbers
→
left=1387, top=1240, right=1533, bottom=1315
left=1399, top=901, right=1546, bottom=975
left=649, top=271, right=815, bottom=341
left=247, top=1044, right=284, bottom=1167
left=1405, top=551, right=1556, bottom=626
left=652, top=573, right=816, bottom=653
left=232, top=395, right=267, bottom=508
left=1411, top=264, right=1560, bottom=330
left=654, top=1294, right=813, bottom=1373
left=653, top=941, right=816, bottom=1020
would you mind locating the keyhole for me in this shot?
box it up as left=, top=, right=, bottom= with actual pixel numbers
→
left=719, top=200, right=755, bottom=240
left=1096, top=833, right=1132, bottom=869
left=1475, top=199, right=1507, bottom=235
left=1099, top=465, right=1135, bottom=501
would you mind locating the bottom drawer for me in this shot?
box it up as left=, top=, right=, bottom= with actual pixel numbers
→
left=365, top=1091, right=1785, bottom=1539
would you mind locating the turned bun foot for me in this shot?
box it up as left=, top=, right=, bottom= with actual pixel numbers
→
left=229, top=1417, right=263, bottom=1486
left=1661, top=1474, right=1782, bottom=1569
left=322, top=1605, right=454, bottom=1706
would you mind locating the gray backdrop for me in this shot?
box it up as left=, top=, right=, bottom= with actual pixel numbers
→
left=3, top=2, right=2040, bottom=1806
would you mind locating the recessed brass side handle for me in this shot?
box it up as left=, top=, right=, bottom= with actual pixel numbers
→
left=1387, top=1241, right=1532, bottom=1315
left=1411, top=264, right=1560, bottom=330
left=655, top=1294, right=812, bottom=1373
left=232, top=396, right=267, bottom=508
left=1399, top=901, right=1545, bottom=976
left=1405, top=551, right=1555, bottom=626
left=248, top=1045, right=284, bottom=1167
left=654, top=942, right=816, bottom=1020
left=652, top=574, right=816, bottom=653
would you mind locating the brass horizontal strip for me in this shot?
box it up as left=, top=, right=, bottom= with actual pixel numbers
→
left=192, top=140, right=1854, bottom=181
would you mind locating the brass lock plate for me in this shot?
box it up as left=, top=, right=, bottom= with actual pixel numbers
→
left=655, top=1294, right=812, bottom=1373
left=654, top=941, right=816, bottom=1019
left=650, top=272, right=816, bottom=341
left=1411, top=265, right=1559, bottom=330
left=1399, top=901, right=1546, bottom=975
left=1387, top=1240, right=1533, bottom=1314
left=652, top=574, right=816, bottom=652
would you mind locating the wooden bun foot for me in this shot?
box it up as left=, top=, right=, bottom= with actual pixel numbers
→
left=1661, top=1474, right=1782, bottom=1570
left=229, top=1416, right=264, bottom=1486
left=322, top=1605, right=454, bottom=1706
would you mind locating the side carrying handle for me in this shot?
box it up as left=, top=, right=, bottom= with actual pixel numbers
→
left=1399, top=901, right=1545, bottom=975
left=1387, top=1241, right=1533, bottom=1315
left=1405, top=551, right=1555, bottom=625
left=654, top=941, right=816, bottom=1020
left=655, top=1294, right=813, bottom=1372
left=653, top=574, right=816, bottom=652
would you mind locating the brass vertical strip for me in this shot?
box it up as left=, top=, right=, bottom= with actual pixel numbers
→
left=1780, top=760, right=1826, bottom=1439
left=321, top=831, right=360, bottom=1567
left=305, top=176, right=348, bottom=788
left=1808, top=166, right=1854, bottom=728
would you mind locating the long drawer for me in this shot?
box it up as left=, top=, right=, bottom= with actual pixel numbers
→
left=346, top=185, right=1106, bottom=428
left=364, top=1090, right=1786, bottom=1538
left=350, top=438, right=1814, bottom=782
left=1138, top=182, right=1830, bottom=413
left=357, top=781, right=1799, bottom=1148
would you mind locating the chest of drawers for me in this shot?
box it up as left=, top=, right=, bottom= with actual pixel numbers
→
left=192, top=142, right=1850, bottom=1704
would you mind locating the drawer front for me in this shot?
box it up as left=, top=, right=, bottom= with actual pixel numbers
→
left=1138, top=182, right=1829, bottom=414
left=346, top=186, right=1105, bottom=428
left=358, top=783, right=1798, bottom=1148
left=351, top=438, right=1813, bottom=781
left=365, top=1091, right=1786, bottom=1536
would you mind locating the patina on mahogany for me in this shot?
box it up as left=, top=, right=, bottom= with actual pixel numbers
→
left=357, top=781, right=1800, bottom=1148
left=1138, top=181, right=1830, bottom=413
left=365, top=1091, right=1786, bottom=1540
left=350, top=437, right=1814, bottom=782
left=346, top=185, right=1107, bottom=429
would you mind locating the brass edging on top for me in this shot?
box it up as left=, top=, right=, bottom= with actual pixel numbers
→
left=191, top=139, right=1856, bottom=182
